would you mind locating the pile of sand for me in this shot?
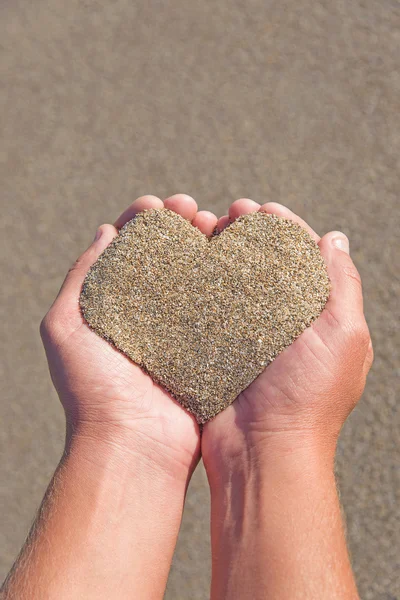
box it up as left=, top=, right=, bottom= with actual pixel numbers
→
left=80, top=209, right=330, bottom=423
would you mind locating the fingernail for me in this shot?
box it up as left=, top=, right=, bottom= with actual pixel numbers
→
left=94, top=227, right=102, bottom=242
left=332, top=234, right=349, bottom=254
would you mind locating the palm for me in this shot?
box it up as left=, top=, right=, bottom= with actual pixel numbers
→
left=41, top=195, right=218, bottom=477
left=49, top=320, right=199, bottom=472
left=233, top=314, right=338, bottom=425
left=202, top=196, right=371, bottom=453
left=203, top=318, right=328, bottom=440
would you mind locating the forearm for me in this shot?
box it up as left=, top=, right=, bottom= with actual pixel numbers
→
left=2, top=427, right=188, bottom=600
left=207, top=437, right=359, bottom=600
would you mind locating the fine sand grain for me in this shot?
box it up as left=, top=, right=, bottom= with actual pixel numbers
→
left=80, top=209, right=330, bottom=423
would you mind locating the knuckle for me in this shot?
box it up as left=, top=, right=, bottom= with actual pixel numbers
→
left=343, top=317, right=371, bottom=349
left=359, top=322, right=371, bottom=348
left=40, top=310, right=56, bottom=340
left=40, top=303, right=80, bottom=348
left=343, top=265, right=363, bottom=288
left=39, top=315, right=49, bottom=338
left=68, top=256, right=85, bottom=276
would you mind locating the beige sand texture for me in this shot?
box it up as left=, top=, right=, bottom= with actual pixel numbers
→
left=80, top=209, right=330, bottom=423
left=0, top=2, right=399, bottom=599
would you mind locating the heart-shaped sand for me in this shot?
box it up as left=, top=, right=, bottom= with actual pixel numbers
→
left=80, top=209, right=330, bottom=423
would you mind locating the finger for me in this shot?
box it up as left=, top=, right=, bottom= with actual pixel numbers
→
left=318, top=231, right=364, bottom=324
left=259, top=202, right=320, bottom=242
left=114, top=195, right=164, bottom=229
left=57, top=224, right=118, bottom=306
left=163, top=194, right=198, bottom=221
left=215, top=215, right=231, bottom=232
left=229, top=198, right=261, bottom=221
left=192, top=210, right=218, bottom=236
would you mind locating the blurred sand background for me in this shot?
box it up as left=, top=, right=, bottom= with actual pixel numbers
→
left=0, top=2, right=399, bottom=598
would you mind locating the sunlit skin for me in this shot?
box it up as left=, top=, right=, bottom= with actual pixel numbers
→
left=204, top=198, right=373, bottom=458
left=2, top=195, right=372, bottom=600
left=40, top=194, right=211, bottom=482
left=203, top=198, right=373, bottom=600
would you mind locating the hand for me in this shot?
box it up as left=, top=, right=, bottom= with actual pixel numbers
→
left=5, top=195, right=219, bottom=600
left=203, top=198, right=373, bottom=472
left=40, top=194, right=218, bottom=482
left=202, top=199, right=372, bottom=600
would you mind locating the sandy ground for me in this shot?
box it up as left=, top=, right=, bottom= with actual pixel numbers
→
left=0, top=2, right=399, bottom=598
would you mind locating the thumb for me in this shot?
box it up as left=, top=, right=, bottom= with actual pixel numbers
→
left=40, top=225, right=118, bottom=348
left=55, top=224, right=118, bottom=307
left=318, top=231, right=364, bottom=326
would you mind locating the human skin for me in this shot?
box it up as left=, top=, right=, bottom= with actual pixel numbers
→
left=2, top=195, right=372, bottom=600
left=202, top=199, right=374, bottom=600
left=1, top=194, right=217, bottom=600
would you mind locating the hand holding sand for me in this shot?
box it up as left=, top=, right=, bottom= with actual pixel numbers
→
left=40, top=194, right=207, bottom=478
left=203, top=198, right=373, bottom=467
left=3, top=195, right=373, bottom=600
left=7, top=194, right=214, bottom=600
left=201, top=198, right=373, bottom=600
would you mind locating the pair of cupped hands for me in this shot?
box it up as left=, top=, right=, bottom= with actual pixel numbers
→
left=40, top=194, right=373, bottom=488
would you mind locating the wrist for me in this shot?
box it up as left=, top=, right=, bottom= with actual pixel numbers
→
left=206, top=429, right=356, bottom=600
left=203, top=425, right=336, bottom=492
left=13, top=420, right=189, bottom=600
left=64, top=419, right=192, bottom=489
